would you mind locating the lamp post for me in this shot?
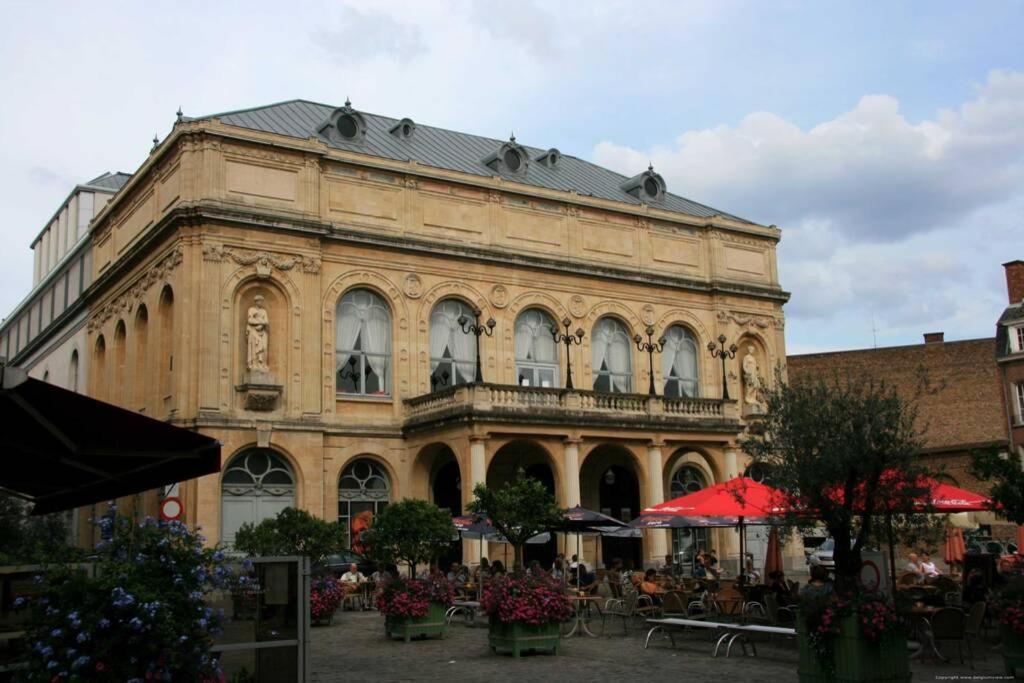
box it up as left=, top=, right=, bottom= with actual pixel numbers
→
left=633, top=326, right=666, bottom=396
left=707, top=334, right=738, bottom=400
left=457, top=309, right=496, bottom=383
left=551, top=317, right=585, bottom=390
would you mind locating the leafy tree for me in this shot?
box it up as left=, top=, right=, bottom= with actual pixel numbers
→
left=467, top=477, right=564, bottom=571
left=742, top=372, right=931, bottom=592
left=970, top=447, right=1024, bottom=525
left=363, top=499, right=455, bottom=578
left=0, top=490, right=78, bottom=565
left=232, top=507, right=345, bottom=566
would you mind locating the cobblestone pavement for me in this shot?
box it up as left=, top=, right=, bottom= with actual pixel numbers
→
left=311, top=610, right=1009, bottom=682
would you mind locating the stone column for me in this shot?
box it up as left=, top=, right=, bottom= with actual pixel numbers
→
left=646, top=441, right=668, bottom=565
left=467, top=436, right=488, bottom=565
left=722, top=446, right=741, bottom=575
left=563, top=438, right=581, bottom=558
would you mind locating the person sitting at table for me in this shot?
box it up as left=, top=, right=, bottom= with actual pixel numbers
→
left=767, top=570, right=794, bottom=606
left=447, top=562, right=463, bottom=582
left=706, top=549, right=721, bottom=579
left=799, top=564, right=834, bottom=602
left=551, top=556, right=566, bottom=581
left=370, top=563, right=392, bottom=585
left=491, top=560, right=506, bottom=578
left=742, top=557, right=761, bottom=586
left=693, top=550, right=708, bottom=578
left=919, top=553, right=940, bottom=578
left=661, top=554, right=676, bottom=574
left=575, top=563, right=598, bottom=594
left=340, top=563, right=366, bottom=599
left=551, top=553, right=565, bottom=573
left=474, top=557, right=491, bottom=583
left=904, top=552, right=923, bottom=576
left=640, top=568, right=663, bottom=604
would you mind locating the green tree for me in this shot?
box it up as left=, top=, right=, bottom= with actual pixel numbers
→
left=742, top=373, right=931, bottom=592
left=467, top=477, right=564, bottom=571
left=0, top=490, right=78, bottom=565
left=970, top=447, right=1024, bottom=525
left=232, top=507, right=346, bottom=566
left=363, top=499, right=455, bottom=578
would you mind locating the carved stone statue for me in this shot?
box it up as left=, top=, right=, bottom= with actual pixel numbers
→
left=246, top=295, right=270, bottom=372
left=741, top=345, right=763, bottom=408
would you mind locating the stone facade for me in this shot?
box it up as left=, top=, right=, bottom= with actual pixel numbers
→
left=75, top=105, right=789, bottom=568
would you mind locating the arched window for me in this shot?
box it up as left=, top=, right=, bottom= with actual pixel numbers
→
left=662, top=325, right=699, bottom=398
left=670, top=465, right=707, bottom=498
left=515, top=309, right=558, bottom=387
left=158, top=286, right=174, bottom=405
left=336, top=289, right=391, bottom=396
left=133, top=305, right=149, bottom=409
left=339, top=459, right=391, bottom=552
left=113, top=321, right=127, bottom=404
left=591, top=317, right=632, bottom=393
left=93, top=335, right=106, bottom=400
left=429, top=300, right=476, bottom=389
left=221, top=449, right=295, bottom=546
left=69, top=349, right=79, bottom=393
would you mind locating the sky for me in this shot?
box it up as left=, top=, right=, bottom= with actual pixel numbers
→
left=0, top=0, right=1022, bottom=354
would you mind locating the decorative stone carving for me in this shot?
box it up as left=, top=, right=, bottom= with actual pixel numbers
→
left=635, top=217, right=649, bottom=230
left=741, top=346, right=764, bottom=412
left=246, top=296, right=270, bottom=372
left=641, top=304, right=656, bottom=326
left=488, top=190, right=502, bottom=203
left=403, top=273, right=424, bottom=299
left=88, top=247, right=183, bottom=331
left=568, top=295, right=586, bottom=319
left=716, top=310, right=775, bottom=330
left=405, top=177, right=418, bottom=189
left=566, top=205, right=579, bottom=218
left=236, top=373, right=283, bottom=412
left=489, top=284, right=509, bottom=309
left=204, top=245, right=321, bottom=276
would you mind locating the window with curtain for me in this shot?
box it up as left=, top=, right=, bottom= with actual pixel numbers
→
left=336, top=289, right=391, bottom=396
left=220, top=449, right=295, bottom=546
left=662, top=325, right=699, bottom=398
left=515, top=309, right=558, bottom=388
left=429, top=300, right=476, bottom=389
left=591, top=317, right=632, bottom=393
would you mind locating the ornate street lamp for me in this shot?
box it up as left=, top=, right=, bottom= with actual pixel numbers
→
left=429, top=369, right=450, bottom=392
left=633, top=326, right=666, bottom=396
left=551, top=317, right=585, bottom=390
left=457, top=309, right=496, bottom=383
left=707, top=334, right=738, bottom=400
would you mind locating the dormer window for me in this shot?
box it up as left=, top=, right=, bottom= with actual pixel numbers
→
left=316, top=98, right=367, bottom=144
left=389, top=118, right=416, bottom=139
left=483, top=135, right=528, bottom=175
left=620, top=164, right=666, bottom=202
left=535, top=148, right=561, bottom=168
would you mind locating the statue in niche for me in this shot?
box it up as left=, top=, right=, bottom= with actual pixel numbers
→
left=246, top=295, right=270, bottom=372
left=741, top=345, right=763, bottom=408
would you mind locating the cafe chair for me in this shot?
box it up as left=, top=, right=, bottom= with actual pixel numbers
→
left=929, top=607, right=970, bottom=667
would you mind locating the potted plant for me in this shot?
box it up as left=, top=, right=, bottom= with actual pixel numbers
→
left=743, top=374, right=926, bottom=682
left=995, top=578, right=1024, bottom=676
left=481, top=573, right=573, bottom=657
left=363, top=499, right=456, bottom=641
left=310, top=576, right=344, bottom=626
left=467, top=477, right=564, bottom=571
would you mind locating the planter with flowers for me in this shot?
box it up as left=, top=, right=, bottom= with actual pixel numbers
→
left=310, top=577, right=344, bottom=626
left=482, top=574, right=574, bottom=657
left=797, top=592, right=909, bottom=683
left=377, top=576, right=453, bottom=642
left=998, top=578, right=1024, bottom=676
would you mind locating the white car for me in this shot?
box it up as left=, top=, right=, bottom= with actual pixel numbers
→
left=805, top=537, right=835, bottom=570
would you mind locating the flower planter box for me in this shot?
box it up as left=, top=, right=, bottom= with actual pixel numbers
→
left=384, top=602, right=448, bottom=642
left=797, top=612, right=910, bottom=683
left=487, top=616, right=560, bottom=657
left=1004, top=627, right=1024, bottom=677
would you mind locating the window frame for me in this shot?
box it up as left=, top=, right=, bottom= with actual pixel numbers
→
left=429, top=299, right=477, bottom=390
left=591, top=317, right=633, bottom=394
left=335, top=289, right=392, bottom=398
left=514, top=309, right=559, bottom=388
left=662, top=325, right=700, bottom=398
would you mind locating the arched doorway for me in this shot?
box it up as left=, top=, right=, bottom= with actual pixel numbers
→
left=581, top=445, right=642, bottom=569
left=488, top=441, right=558, bottom=570
left=667, top=461, right=711, bottom=569
left=430, top=450, right=463, bottom=570
left=221, top=449, right=296, bottom=546
left=339, top=458, right=391, bottom=555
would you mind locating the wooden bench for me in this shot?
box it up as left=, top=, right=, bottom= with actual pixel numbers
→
left=645, top=617, right=796, bottom=657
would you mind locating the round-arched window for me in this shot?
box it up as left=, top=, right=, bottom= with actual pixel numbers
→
left=670, top=465, right=707, bottom=498
left=429, top=300, right=477, bottom=389
left=662, top=325, right=699, bottom=398
left=339, top=459, right=391, bottom=553
left=337, top=114, right=359, bottom=139
left=336, top=289, right=391, bottom=396
left=592, top=317, right=632, bottom=393
left=220, top=449, right=295, bottom=546
left=503, top=148, right=522, bottom=172
left=514, top=309, right=558, bottom=388
left=644, top=177, right=660, bottom=198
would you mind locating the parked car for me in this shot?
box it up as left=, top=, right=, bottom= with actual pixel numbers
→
left=805, top=537, right=835, bottom=570
left=324, top=550, right=375, bottom=577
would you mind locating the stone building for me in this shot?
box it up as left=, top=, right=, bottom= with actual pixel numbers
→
left=997, top=260, right=1024, bottom=459
left=787, top=329, right=1014, bottom=546
left=39, top=100, right=790, bottom=568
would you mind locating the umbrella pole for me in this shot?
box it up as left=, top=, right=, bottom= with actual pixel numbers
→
left=576, top=531, right=581, bottom=593
left=886, top=512, right=897, bottom=598
left=739, top=516, right=745, bottom=585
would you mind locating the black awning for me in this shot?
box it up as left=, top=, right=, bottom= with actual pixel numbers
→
left=1, top=363, right=220, bottom=515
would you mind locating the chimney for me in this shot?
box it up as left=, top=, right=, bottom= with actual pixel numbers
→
left=1005, top=260, right=1024, bottom=304
left=923, top=332, right=944, bottom=344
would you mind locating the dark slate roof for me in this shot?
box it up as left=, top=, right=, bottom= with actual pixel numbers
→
left=84, top=172, right=131, bottom=192
left=200, top=99, right=754, bottom=225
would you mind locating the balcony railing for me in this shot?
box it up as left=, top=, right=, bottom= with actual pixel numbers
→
left=403, top=382, right=739, bottom=431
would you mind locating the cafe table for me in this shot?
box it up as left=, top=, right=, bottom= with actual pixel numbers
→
left=562, top=595, right=603, bottom=637
left=903, top=605, right=947, bottom=662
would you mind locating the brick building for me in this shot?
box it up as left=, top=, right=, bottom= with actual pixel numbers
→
left=787, top=331, right=1013, bottom=544
left=997, top=260, right=1024, bottom=458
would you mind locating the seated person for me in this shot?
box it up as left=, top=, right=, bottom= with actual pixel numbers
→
left=640, top=568, right=662, bottom=604
left=767, top=569, right=794, bottom=606
left=473, top=557, right=491, bottom=583
left=919, top=553, right=940, bottom=578
left=551, top=557, right=566, bottom=581
left=446, top=562, right=463, bottom=582
left=370, top=563, right=392, bottom=584
left=743, top=558, right=761, bottom=585
left=575, top=563, right=598, bottom=594
left=340, top=563, right=366, bottom=595
left=693, top=551, right=708, bottom=579
left=490, top=560, right=506, bottom=578
left=904, top=552, right=923, bottom=577
left=661, top=554, right=676, bottom=575
left=799, top=564, right=834, bottom=602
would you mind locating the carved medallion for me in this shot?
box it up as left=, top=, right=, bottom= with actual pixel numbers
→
left=641, top=304, right=656, bottom=326
left=489, top=284, right=509, bottom=309
left=568, top=295, right=586, bottom=319
left=403, top=274, right=424, bottom=299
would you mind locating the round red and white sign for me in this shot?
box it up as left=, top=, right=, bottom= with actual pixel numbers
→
left=160, top=497, right=182, bottom=521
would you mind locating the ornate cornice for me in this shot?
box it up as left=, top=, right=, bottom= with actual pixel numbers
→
left=202, top=243, right=321, bottom=275
left=88, top=246, right=183, bottom=332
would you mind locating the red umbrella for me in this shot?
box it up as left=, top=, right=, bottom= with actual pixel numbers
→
left=832, top=472, right=991, bottom=513
left=943, top=527, right=966, bottom=565
left=763, top=527, right=783, bottom=578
